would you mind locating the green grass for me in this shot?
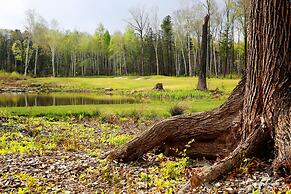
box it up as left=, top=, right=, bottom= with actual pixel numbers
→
left=131, top=89, right=211, bottom=100
left=25, top=76, right=239, bottom=93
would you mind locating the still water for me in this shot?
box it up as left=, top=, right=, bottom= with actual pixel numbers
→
left=0, top=93, right=139, bottom=107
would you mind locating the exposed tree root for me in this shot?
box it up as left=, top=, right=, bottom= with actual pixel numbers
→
left=189, top=127, right=268, bottom=187
left=106, top=77, right=245, bottom=162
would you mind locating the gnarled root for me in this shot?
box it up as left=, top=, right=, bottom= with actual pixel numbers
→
left=106, top=78, right=245, bottom=162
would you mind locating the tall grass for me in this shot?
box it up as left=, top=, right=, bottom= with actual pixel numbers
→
left=132, top=89, right=211, bottom=100
left=0, top=71, right=24, bottom=79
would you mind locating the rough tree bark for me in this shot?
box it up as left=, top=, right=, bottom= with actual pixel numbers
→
left=106, top=0, right=291, bottom=188
left=197, top=15, right=209, bottom=91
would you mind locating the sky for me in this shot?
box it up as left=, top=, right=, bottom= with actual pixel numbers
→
left=0, top=0, right=224, bottom=34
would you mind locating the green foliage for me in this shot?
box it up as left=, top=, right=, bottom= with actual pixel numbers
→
left=16, top=173, right=48, bottom=193
left=138, top=154, right=188, bottom=193
left=107, top=134, right=132, bottom=146
left=0, top=131, right=56, bottom=155
left=0, top=71, right=24, bottom=79
left=12, top=40, right=24, bottom=62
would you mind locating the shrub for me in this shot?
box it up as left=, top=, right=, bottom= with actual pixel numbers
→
left=169, top=103, right=186, bottom=116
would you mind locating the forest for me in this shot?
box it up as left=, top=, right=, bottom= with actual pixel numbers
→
left=0, top=0, right=248, bottom=77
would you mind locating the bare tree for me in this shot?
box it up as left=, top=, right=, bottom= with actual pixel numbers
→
left=24, top=9, right=37, bottom=76
left=128, top=6, right=149, bottom=75
left=150, top=7, right=160, bottom=75
left=197, top=15, right=209, bottom=90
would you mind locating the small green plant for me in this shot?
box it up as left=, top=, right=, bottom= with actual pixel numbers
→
left=107, top=134, right=132, bottom=146
left=16, top=173, right=48, bottom=193
left=160, top=158, right=188, bottom=179
left=239, top=158, right=253, bottom=174
left=138, top=155, right=188, bottom=193
left=252, top=189, right=260, bottom=194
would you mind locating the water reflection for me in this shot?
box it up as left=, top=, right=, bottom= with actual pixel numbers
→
left=0, top=93, right=139, bottom=107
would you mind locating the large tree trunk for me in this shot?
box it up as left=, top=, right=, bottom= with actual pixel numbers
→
left=106, top=0, right=291, bottom=189
left=190, top=0, right=291, bottom=187
left=197, top=15, right=209, bottom=90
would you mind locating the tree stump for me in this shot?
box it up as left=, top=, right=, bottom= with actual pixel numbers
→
left=103, top=88, right=113, bottom=92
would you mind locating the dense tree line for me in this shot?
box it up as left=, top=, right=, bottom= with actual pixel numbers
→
left=0, top=0, right=250, bottom=77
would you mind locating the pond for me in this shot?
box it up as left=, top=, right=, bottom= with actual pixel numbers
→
left=0, top=93, right=140, bottom=107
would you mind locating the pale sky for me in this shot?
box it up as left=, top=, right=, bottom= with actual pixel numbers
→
left=0, top=0, right=224, bottom=34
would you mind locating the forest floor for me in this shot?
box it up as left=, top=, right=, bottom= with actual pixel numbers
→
left=0, top=115, right=290, bottom=193
left=0, top=74, right=290, bottom=193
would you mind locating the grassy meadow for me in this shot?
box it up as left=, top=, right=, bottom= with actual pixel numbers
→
left=25, top=75, right=239, bottom=92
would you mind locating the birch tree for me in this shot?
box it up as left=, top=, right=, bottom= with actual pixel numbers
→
left=24, top=9, right=36, bottom=76
left=150, top=7, right=160, bottom=75
left=46, top=20, right=61, bottom=77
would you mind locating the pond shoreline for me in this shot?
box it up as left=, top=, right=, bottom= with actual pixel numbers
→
left=0, top=84, right=118, bottom=95
left=0, top=92, right=140, bottom=107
